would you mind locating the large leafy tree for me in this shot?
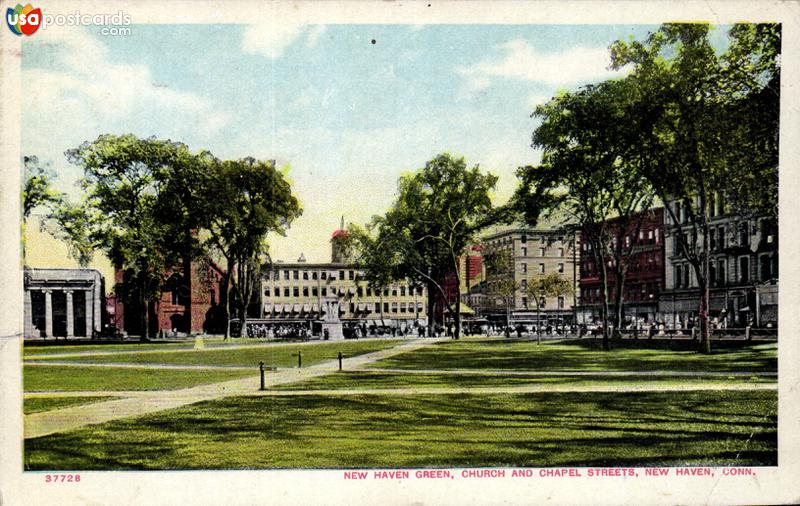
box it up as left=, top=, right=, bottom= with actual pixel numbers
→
left=203, top=157, right=302, bottom=337
left=67, top=134, right=196, bottom=338
left=609, top=23, right=780, bottom=353
left=354, top=153, right=503, bottom=339
left=515, top=78, right=655, bottom=351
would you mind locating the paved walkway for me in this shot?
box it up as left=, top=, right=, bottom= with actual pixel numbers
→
left=24, top=338, right=443, bottom=439
left=363, top=368, right=778, bottom=377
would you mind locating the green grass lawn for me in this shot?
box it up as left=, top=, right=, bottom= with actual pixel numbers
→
left=24, top=365, right=256, bottom=392
left=273, top=370, right=775, bottom=390
left=368, top=339, right=777, bottom=373
left=24, top=396, right=122, bottom=414
left=24, top=390, right=777, bottom=470
left=22, top=337, right=281, bottom=356
left=27, top=339, right=401, bottom=368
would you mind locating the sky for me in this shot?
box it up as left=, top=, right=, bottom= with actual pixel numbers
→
left=22, top=22, right=693, bottom=279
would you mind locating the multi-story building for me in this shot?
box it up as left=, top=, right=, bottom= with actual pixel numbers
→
left=477, top=227, right=579, bottom=325
left=260, top=225, right=427, bottom=334
left=577, top=208, right=665, bottom=324
left=658, top=195, right=778, bottom=328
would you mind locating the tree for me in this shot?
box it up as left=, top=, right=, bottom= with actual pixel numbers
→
left=609, top=23, right=780, bottom=353
left=67, top=134, right=193, bottom=338
left=21, top=156, right=95, bottom=267
left=353, top=154, right=504, bottom=339
left=526, top=273, right=574, bottom=344
left=204, top=157, right=301, bottom=337
left=515, top=78, right=655, bottom=351
left=482, top=248, right=518, bottom=331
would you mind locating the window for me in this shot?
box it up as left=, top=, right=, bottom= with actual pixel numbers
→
left=293, top=270, right=299, bottom=280
left=558, top=248, right=564, bottom=257
left=522, top=263, right=527, bottom=274
left=312, top=272, right=317, bottom=280
left=349, top=303, right=355, bottom=314
left=340, top=270, right=345, bottom=280
left=357, top=286, right=363, bottom=297
left=739, top=256, right=750, bottom=283
left=384, top=302, right=389, bottom=313
left=558, top=263, right=564, bottom=273
left=522, top=296, right=528, bottom=308
left=683, top=265, right=690, bottom=288
left=349, top=270, right=354, bottom=280
left=302, top=271, right=308, bottom=280
left=521, top=247, right=527, bottom=257
left=302, top=287, right=308, bottom=296
left=322, top=287, right=327, bottom=296
left=375, top=302, right=381, bottom=313
left=717, top=259, right=726, bottom=286
left=312, top=287, right=318, bottom=296
left=283, top=287, right=290, bottom=297
left=655, top=228, right=660, bottom=244
left=400, top=302, right=406, bottom=313
left=709, top=262, right=717, bottom=287
left=264, top=287, right=271, bottom=297
left=521, top=234, right=527, bottom=244
left=521, top=279, right=527, bottom=289
left=392, top=289, right=397, bottom=297
left=367, top=287, right=372, bottom=296
left=558, top=296, right=564, bottom=309
left=539, top=296, right=546, bottom=308
left=539, top=263, right=545, bottom=274
left=739, top=223, right=750, bottom=247
left=400, top=286, right=406, bottom=296
left=293, top=287, right=299, bottom=297
left=539, top=247, right=545, bottom=256
left=283, top=270, right=289, bottom=280
left=321, top=272, right=327, bottom=280
left=760, top=255, right=771, bottom=281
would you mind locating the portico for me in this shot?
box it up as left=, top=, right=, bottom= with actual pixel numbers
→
left=24, top=268, right=104, bottom=339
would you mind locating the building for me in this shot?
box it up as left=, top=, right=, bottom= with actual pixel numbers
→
left=477, top=227, right=579, bottom=325
left=659, top=196, right=778, bottom=328
left=259, top=224, right=427, bottom=336
left=577, top=208, right=665, bottom=324
left=112, top=260, right=226, bottom=337
left=23, top=268, right=104, bottom=339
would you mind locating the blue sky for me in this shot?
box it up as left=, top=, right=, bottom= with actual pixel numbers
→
left=23, top=22, right=700, bottom=266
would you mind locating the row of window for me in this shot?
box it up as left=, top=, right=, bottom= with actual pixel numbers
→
left=674, top=253, right=778, bottom=288
left=519, top=296, right=566, bottom=309
left=582, top=228, right=661, bottom=252
left=520, top=247, right=566, bottom=258
left=265, top=285, right=424, bottom=298
left=520, top=262, right=566, bottom=275
left=580, top=282, right=659, bottom=304
left=267, top=269, right=360, bottom=281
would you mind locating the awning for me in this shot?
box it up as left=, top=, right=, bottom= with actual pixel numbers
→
left=292, top=303, right=302, bottom=313
left=357, top=302, right=366, bottom=312
left=273, top=304, right=283, bottom=313
left=458, top=304, right=476, bottom=315
left=303, top=303, right=312, bottom=313
left=312, top=303, right=320, bottom=313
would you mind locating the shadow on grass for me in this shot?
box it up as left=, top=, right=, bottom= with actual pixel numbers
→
left=25, top=390, right=777, bottom=470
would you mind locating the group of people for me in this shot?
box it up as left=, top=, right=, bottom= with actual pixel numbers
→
left=245, top=322, right=311, bottom=339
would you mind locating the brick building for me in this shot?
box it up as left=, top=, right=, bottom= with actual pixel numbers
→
left=577, top=208, right=665, bottom=325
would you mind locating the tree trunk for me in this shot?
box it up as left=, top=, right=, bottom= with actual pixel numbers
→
left=222, top=258, right=233, bottom=338
left=182, top=240, right=193, bottom=335
left=698, top=196, right=712, bottom=354
left=536, top=300, right=541, bottom=345
left=426, top=280, right=436, bottom=337
left=613, top=269, right=625, bottom=340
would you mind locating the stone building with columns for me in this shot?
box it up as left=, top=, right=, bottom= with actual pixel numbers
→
left=23, top=268, right=104, bottom=339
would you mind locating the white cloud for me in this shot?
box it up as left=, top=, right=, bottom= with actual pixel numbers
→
left=242, top=23, right=326, bottom=58
left=458, top=39, right=627, bottom=90
left=527, top=93, right=552, bottom=109
left=22, top=26, right=231, bottom=195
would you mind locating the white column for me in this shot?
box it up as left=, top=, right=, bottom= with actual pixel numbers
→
left=24, top=289, right=33, bottom=338
left=44, top=290, right=53, bottom=338
left=85, top=290, right=93, bottom=338
left=65, top=290, right=74, bottom=338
